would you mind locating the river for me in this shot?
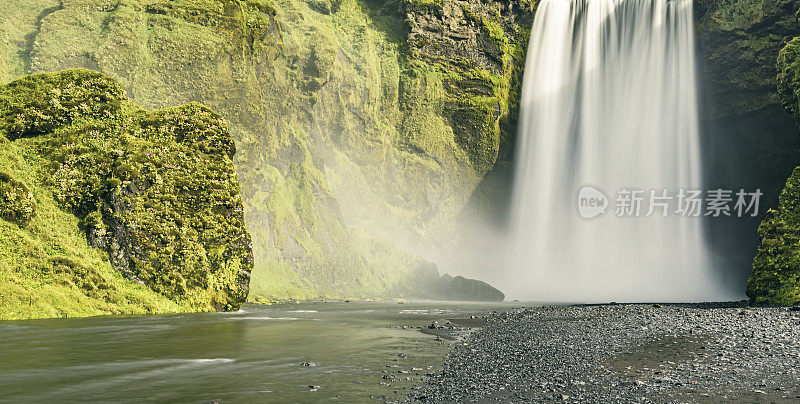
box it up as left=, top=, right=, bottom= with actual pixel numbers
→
left=0, top=301, right=520, bottom=402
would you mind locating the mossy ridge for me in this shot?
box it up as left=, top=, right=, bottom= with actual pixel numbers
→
left=0, top=69, right=252, bottom=318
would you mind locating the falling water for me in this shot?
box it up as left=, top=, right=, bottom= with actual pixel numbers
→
left=506, top=0, right=733, bottom=302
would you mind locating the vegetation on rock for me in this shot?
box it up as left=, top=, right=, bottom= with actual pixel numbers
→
left=747, top=30, right=800, bottom=306
left=434, top=273, right=504, bottom=301
left=0, top=69, right=252, bottom=319
left=695, top=0, right=800, bottom=288
left=778, top=36, right=800, bottom=125
left=748, top=167, right=800, bottom=305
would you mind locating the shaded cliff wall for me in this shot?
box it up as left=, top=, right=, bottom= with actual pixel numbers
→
left=695, top=0, right=800, bottom=288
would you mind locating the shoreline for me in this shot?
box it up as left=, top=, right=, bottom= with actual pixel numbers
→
left=407, top=303, right=800, bottom=402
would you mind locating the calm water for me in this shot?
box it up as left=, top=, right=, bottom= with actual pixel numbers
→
left=0, top=301, right=517, bottom=402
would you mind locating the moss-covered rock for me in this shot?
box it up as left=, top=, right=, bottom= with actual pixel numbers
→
left=401, top=0, right=533, bottom=169
left=696, top=0, right=800, bottom=120
left=778, top=36, right=800, bottom=124
left=0, top=69, right=252, bottom=317
left=748, top=166, right=800, bottom=305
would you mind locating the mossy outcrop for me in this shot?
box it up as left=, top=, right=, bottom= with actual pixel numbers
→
left=0, top=0, right=514, bottom=301
left=748, top=167, right=800, bottom=305
left=696, top=0, right=800, bottom=120
left=0, top=69, right=252, bottom=319
left=401, top=0, right=534, bottom=169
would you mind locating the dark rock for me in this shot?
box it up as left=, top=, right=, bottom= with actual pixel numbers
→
left=434, top=273, right=505, bottom=301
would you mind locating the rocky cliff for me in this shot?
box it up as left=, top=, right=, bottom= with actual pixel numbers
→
left=694, top=0, right=800, bottom=304
left=746, top=21, right=800, bottom=305
left=694, top=0, right=800, bottom=292
left=0, top=0, right=518, bottom=301
left=0, top=69, right=252, bottom=319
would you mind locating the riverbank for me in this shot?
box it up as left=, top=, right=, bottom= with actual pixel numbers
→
left=408, top=303, right=800, bottom=402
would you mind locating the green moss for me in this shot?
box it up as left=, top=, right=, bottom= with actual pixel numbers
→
left=748, top=166, right=800, bottom=306
left=403, top=0, right=446, bottom=12
left=707, top=0, right=764, bottom=32
left=0, top=69, right=252, bottom=318
left=0, top=170, right=36, bottom=226
left=777, top=36, right=800, bottom=123
left=401, top=0, right=532, bottom=172
left=746, top=34, right=800, bottom=306
left=0, top=137, right=188, bottom=321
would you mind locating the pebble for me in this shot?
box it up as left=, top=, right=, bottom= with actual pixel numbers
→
left=407, top=303, right=800, bottom=402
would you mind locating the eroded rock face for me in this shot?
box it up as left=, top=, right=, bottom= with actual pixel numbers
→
left=746, top=26, right=800, bottom=306
left=402, top=0, right=534, bottom=170
left=0, top=69, right=252, bottom=311
left=696, top=0, right=800, bottom=120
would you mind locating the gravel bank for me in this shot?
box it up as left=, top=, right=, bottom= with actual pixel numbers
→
left=408, top=303, right=800, bottom=402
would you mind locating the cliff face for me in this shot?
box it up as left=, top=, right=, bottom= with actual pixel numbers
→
left=0, top=0, right=522, bottom=301
left=0, top=69, right=252, bottom=319
left=694, top=0, right=800, bottom=290
left=694, top=0, right=800, bottom=304
left=747, top=30, right=800, bottom=305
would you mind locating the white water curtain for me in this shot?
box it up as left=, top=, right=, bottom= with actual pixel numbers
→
left=506, top=0, right=735, bottom=302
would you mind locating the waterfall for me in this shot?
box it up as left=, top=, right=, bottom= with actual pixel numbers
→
left=506, top=0, right=733, bottom=302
